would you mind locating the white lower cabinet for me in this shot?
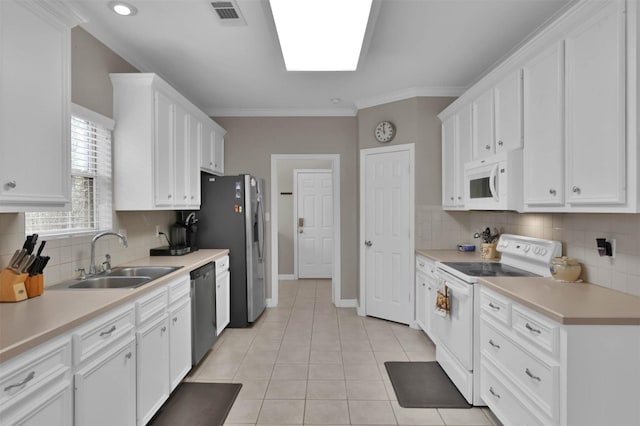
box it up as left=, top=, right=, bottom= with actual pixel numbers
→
left=169, top=297, right=192, bottom=391
left=415, top=255, right=438, bottom=342
left=215, top=256, right=230, bottom=335
left=480, top=286, right=640, bottom=426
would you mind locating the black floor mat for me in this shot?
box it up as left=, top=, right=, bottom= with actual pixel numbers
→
left=148, top=382, right=242, bottom=426
left=384, top=361, right=471, bottom=408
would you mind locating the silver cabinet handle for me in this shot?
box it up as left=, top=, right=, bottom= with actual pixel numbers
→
left=173, top=317, right=178, bottom=323
left=525, top=323, right=541, bottom=334
left=489, top=339, right=500, bottom=349
left=485, top=144, right=491, bottom=150
left=364, top=240, right=372, bottom=247
left=168, top=194, right=172, bottom=199
left=6, top=180, right=17, bottom=189
left=489, top=387, right=500, bottom=399
left=450, top=196, right=454, bottom=200
left=457, top=196, right=462, bottom=200
left=418, top=262, right=425, bottom=267
left=572, top=186, right=580, bottom=194
left=421, top=282, right=425, bottom=287
left=4, top=371, right=35, bottom=392
left=549, top=189, right=556, bottom=195
left=125, top=352, right=132, bottom=360
left=183, top=195, right=187, bottom=200
left=161, top=326, right=167, bottom=333
left=488, top=302, right=500, bottom=311
left=100, top=325, right=116, bottom=337
left=525, top=368, right=541, bottom=382
left=498, top=140, right=504, bottom=146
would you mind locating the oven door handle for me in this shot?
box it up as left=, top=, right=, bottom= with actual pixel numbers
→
left=439, top=277, right=472, bottom=298
left=489, top=163, right=499, bottom=202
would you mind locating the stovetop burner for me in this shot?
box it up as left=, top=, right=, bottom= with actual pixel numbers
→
left=441, top=262, right=540, bottom=278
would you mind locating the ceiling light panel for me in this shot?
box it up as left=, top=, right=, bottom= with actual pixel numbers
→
left=270, top=0, right=372, bottom=71
left=108, top=1, right=138, bottom=16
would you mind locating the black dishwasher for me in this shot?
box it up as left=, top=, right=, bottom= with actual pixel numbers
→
left=190, top=262, right=216, bottom=366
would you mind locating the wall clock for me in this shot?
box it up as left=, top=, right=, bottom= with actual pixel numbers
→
left=374, top=121, right=396, bottom=143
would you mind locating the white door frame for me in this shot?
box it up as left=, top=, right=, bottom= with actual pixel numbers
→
left=293, top=168, right=333, bottom=280
left=358, top=143, right=415, bottom=317
left=270, top=154, right=341, bottom=307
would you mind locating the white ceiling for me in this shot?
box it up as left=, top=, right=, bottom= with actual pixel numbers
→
left=68, top=0, right=570, bottom=116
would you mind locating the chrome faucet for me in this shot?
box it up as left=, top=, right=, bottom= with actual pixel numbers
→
left=90, top=231, right=128, bottom=275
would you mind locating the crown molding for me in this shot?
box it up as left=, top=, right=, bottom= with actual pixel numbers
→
left=355, top=86, right=465, bottom=110
left=207, top=107, right=358, bottom=117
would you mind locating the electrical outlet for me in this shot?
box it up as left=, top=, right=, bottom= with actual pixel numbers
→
left=155, top=225, right=160, bottom=238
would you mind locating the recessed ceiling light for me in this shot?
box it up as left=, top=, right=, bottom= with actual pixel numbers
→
left=270, top=0, right=372, bottom=71
left=108, top=1, right=138, bottom=16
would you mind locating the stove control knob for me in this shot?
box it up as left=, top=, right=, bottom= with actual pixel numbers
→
left=533, top=247, right=540, bottom=255
left=523, top=245, right=530, bottom=253
left=541, top=248, right=547, bottom=256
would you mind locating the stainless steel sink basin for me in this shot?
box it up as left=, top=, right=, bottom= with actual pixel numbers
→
left=106, top=266, right=182, bottom=279
left=69, top=276, right=151, bottom=289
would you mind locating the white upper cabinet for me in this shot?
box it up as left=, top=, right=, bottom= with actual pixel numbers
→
left=523, top=43, right=565, bottom=206
left=442, top=105, right=471, bottom=210
left=471, top=89, right=495, bottom=160
left=111, top=73, right=224, bottom=210
left=201, top=121, right=226, bottom=176
left=0, top=1, right=81, bottom=212
left=494, top=69, right=523, bottom=153
left=565, top=0, right=626, bottom=206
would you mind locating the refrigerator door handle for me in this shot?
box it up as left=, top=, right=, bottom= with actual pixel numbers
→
left=257, top=197, right=265, bottom=261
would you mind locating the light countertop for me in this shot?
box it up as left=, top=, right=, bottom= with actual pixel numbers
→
left=0, top=249, right=229, bottom=363
left=416, top=249, right=640, bottom=326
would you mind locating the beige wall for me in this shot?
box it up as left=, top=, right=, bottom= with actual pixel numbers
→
left=213, top=116, right=359, bottom=300
left=276, top=159, right=333, bottom=275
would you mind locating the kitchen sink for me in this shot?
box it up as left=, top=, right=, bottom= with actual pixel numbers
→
left=49, top=265, right=182, bottom=290
left=69, top=276, right=151, bottom=289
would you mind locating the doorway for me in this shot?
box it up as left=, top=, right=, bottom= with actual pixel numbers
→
left=270, top=154, right=341, bottom=307
left=294, top=169, right=333, bottom=279
left=359, top=144, right=415, bottom=325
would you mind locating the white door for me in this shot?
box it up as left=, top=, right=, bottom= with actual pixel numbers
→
left=295, top=170, right=333, bottom=278
left=360, top=145, right=414, bottom=325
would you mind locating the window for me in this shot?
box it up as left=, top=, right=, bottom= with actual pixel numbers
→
left=26, top=104, right=114, bottom=236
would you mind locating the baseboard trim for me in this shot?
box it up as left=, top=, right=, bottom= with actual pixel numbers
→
left=278, top=274, right=295, bottom=280
left=266, top=298, right=277, bottom=308
left=335, top=299, right=358, bottom=308
left=356, top=305, right=365, bottom=317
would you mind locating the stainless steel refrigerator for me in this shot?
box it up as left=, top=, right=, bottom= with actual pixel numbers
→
left=197, top=173, right=266, bottom=327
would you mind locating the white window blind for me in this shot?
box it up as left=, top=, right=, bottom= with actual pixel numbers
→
left=26, top=104, right=114, bottom=236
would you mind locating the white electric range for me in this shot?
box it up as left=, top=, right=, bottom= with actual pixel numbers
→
left=432, top=234, right=562, bottom=405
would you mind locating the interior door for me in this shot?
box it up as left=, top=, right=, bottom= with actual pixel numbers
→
left=295, top=170, right=333, bottom=279
left=361, top=146, right=413, bottom=325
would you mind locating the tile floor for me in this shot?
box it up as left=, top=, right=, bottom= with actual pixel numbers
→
left=186, top=279, right=501, bottom=426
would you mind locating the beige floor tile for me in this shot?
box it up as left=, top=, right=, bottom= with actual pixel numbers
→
left=257, top=399, right=305, bottom=424
left=310, top=350, right=343, bottom=364
left=264, top=380, right=307, bottom=399
left=225, top=399, right=263, bottom=424
left=233, top=363, right=274, bottom=380
left=234, top=380, right=269, bottom=400
left=405, top=350, right=436, bottom=361
left=271, top=363, right=309, bottom=380
left=346, top=380, right=389, bottom=400
left=437, top=408, right=493, bottom=425
left=341, top=339, right=373, bottom=352
left=304, top=400, right=350, bottom=425
left=390, top=401, right=444, bottom=425
left=307, top=380, right=347, bottom=399
left=482, top=408, right=503, bottom=426
left=195, top=361, right=241, bottom=381
left=308, top=363, right=345, bottom=380
left=344, top=363, right=383, bottom=380
left=348, top=400, right=397, bottom=425
left=342, top=351, right=377, bottom=364
left=276, top=348, right=310, bottom=364
left=250, top=339, right=283, bottom=352
left=243, top=350, right=279, bottom=365
left=374, top=352, right=409, bottom=363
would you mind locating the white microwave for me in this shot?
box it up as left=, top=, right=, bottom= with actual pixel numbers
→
left=463, top=150, right=523, bottom=212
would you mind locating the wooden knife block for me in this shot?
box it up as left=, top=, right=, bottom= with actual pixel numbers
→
left=25, top=274, right=44, bottom=298
left=0, top=269, right=28, bottom=302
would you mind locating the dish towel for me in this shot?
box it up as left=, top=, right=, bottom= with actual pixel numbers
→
left=435, top=284, right=450, bottom=317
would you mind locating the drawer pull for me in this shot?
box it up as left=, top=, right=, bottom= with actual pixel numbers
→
left=100, top=325, right=116, bottom=337
left=525, top=323, right=541, bottom=334
left=488, top=302, right=500, bottom=311
left=173, top=317, right=178, bottom=323
left=489, top=339, right=500, bottom=349
left=125, top=352, right=132, bottom=360
left=525, top=368, right=542, bottom=382
left=161, top=326, right=167, bottom=334
left=4, top=371, right=35, bottom=392
left=489, top=386, right=501, bottom=399
left=418, top=262, right=425, bottom=267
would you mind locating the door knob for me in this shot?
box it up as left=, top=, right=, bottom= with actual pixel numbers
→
left=365, top=240, right=372, bottom=247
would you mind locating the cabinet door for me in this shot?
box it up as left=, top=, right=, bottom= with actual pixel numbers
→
left=494, top=69, right=523, bottom=153
left=415, top=272, right=427, bottom=332
left=173, top=103, right=189, bottom=207
left=523, top=43, right=565, bottom=206
left=154, top=91, right=175, bottom=207
left=0, top=0, right=70, bottom=211
left=213, top=132, right=224, bottom=175
left=169, top=298, right=192, bottom=392
left=136, top=314, right=170, bottom=426
left=442, top=116, right=457, bottom=208
left=0, top=381, right=72, bottom=426
left=565, top=1, right=626, bottom=205
left=456, top=105, right=472, bottom=206
left=216, top=271, right=230, bottom=335
left=187, top=116, right=201, bottom=205
left=74, top=337, right=136, bottom=426
left=201, top=125, right=215, bottom=172
left=472, top=90, right=495, bottom=160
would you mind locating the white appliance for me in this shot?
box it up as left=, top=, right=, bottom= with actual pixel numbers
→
left=432, top=234, right=561, bottom=405
left=464, top=150, right=523, bottom=212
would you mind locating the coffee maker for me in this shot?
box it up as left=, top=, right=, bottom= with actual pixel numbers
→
left=150, top=212, right=198, bottom=256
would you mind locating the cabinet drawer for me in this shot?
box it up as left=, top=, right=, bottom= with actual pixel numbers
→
left=73, top=305, right=135, bottom=364
left=480, top=288, right=511, bottom=326
left=215, top=255, right=229, bottom=274
left=136, top=286, right=168, bottom=325
left=416, top=256, right=437, bottom=279
left=512, top=305, right=559, bottom=355
left=480, top=361, right=545, bottom=426
left=481, top=318, right=559, bottom=420
left=0, top=336, right=71, bottom=405
left=167, top=275, right=190, bottom=305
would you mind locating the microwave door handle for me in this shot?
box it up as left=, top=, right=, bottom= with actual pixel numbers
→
left=489, top=164, right=499, bottom=201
